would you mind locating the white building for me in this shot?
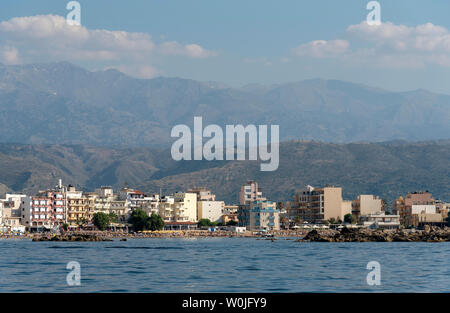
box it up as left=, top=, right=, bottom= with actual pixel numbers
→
left=159, top=193, right=198, bottom=222
left=197, top=200, right=225, bottom=223
left=353, top=195, right=382, bottom=216
left=249, top=200, right=280, bottom=231
left=411, top=204, right=437, bottom=215
left=0, top=194, right=31, bottom=231
left=239, top=180, right=265, bottom=205
left=361, top=212, right=400, bottom=229
left=95, top=186, right=114, bottom=198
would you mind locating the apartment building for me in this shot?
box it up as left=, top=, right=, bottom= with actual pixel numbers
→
left=67, top=197, right=90, bottom=226
left=119, top=188, right=146, bottom=211
left=66, top=186, right=90, bottom=226
left=288, top=185, right=351, bottom=223
left=352, top=195, right=383, bottom=218
left=95, top=186, right=114, bottom=198
left=31, top=190, right=66, bottom=230
left=188, top=187, right=216, bottom=201
left=393, top=191, right=436, bottom=226
left=0, top=194, right=31, bottom=231
left=361, top=212, right=400, bottom=229
left=188, top=187, right=224, bottom=222
left=222, top=213, right=238, bottom=225
left=159, top=193, right=197, bottom=223
left=197, top=200, right=224, bottom=222
left=93, top=192, right=128, bottom=222
left=1, top=199, right=22, bottom=232
left=239, top=180, right=265, bottom=205
left=248, top=200, right=280, bottom=231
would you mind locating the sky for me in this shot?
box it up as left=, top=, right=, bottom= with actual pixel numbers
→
left=2, top=0, right=450, bottom=93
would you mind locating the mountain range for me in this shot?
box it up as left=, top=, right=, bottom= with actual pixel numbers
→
left=0, top=141, right=448, bottom=205
left=0, top=62, right=449, bottom=146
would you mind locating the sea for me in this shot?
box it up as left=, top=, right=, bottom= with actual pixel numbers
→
left=1, top=237, right=449, bottom=292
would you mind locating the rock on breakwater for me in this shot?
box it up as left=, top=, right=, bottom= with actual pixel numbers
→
left=32, top=234, right=113, bottom=242
left=299, top=227, right=450, bottom=242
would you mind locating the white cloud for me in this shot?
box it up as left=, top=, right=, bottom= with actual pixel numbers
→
left=0, top=46, right=20, bottom=65
left=293, top=21, right=450, bottom=69
left=159, top=42, right=216, bottom=58
left=0, top=15, right=216, bottom=77
left=293, top=39, right=349, bottom=58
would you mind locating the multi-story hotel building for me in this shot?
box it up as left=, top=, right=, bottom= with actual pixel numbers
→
left=393, top=191, right=436, bottom=226
left=188, top=187, right=216, bottom=201
left=0, top=194, right=31, bottom=231
left=239, top=180, right=265, bottom=205
left=31, top=190, right=66, bottom=229
left=188, top=187, right=224, bottom=223
left=352, top=195, right=383, bottom=218
left=197, top=200, right=224, bottom=223
left=288, top=185, right=352, bottom=223
left=159, top=193, right=197, bottom=223
left=67, top=198, right=90, bottom=226
left=248, top=200, right=280, bottom=231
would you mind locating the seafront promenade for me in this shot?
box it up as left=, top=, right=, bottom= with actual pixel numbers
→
left=6, top=227, right=450, bottom=242
left=1, top=229, right=312, bottom=241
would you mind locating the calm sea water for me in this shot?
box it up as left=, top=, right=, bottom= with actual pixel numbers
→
left=1, top=238, right=449, bottom=292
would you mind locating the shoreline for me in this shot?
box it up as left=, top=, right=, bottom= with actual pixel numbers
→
left=299, top=227, right=450, bottom=242
left=0, top=230, right=308, bottom=241
left=3, top=227, right=450, bottom=242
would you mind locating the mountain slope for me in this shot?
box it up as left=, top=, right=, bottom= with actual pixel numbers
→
left=0, top=62, right=449, bottom=146
left=0, top=141, right=448, bottom=205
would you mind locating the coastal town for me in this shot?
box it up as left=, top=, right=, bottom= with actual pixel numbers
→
left=0, top=179, right=448, bottom=237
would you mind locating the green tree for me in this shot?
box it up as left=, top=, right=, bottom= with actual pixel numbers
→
left=128, top=209, right=151, bottom=231
left=198, top=218, right=212, bottom=227
left=226, top=220, right=238, bottom=226
left=93, top=212, right=111, bottom=231
left=148, top=212, right=165, bottom=231
left=381, top=199, right=390, bottom=212
left=128, top=209, right=165, bottom=231
left=344, top=214, right=357, bottom=224
left=109, top=212, right=118, bottom=223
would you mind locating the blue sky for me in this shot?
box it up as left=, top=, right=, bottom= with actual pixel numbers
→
left=2, top=0, right=450, bottom=93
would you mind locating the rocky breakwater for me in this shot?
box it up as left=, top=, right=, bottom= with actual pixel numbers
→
left=300, top=226, right=450, bottom=242
left=32, top=233, right=113, bottom=242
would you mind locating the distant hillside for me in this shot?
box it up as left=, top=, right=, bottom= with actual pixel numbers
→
left=0, top=141, right=448, bottom=205
left=0, top=62, right=449, bottom=146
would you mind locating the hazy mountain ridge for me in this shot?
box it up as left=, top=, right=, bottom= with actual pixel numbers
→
left=0, top=62, right=449, bottom=146
left=0, top=141, right=448, bottom=205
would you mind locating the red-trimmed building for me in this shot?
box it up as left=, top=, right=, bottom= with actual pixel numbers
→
left=31, top=190, right=67, bottom=230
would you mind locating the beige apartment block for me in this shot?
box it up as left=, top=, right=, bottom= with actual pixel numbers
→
left=249, top=200, right=280, bottom=231
left=322, top=187, right=354, bottom=222
left=352, top=195, right=382, bottom=217
left=341, top=200, right=352, bottom=220
left=290, top=185, right=352, bottom=223
left=160, top=193, right=198, bottom=223
left=395, top=191, right=436, bottom=226
left=239, top=180, right=265, bottom=205
left=417, top=212, right=443, bottom=223
left=197, top=200, right=224, bottom=223
left=188, top=187, right=216, bottom=201
left=67, top=196, right=90, bottom=226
